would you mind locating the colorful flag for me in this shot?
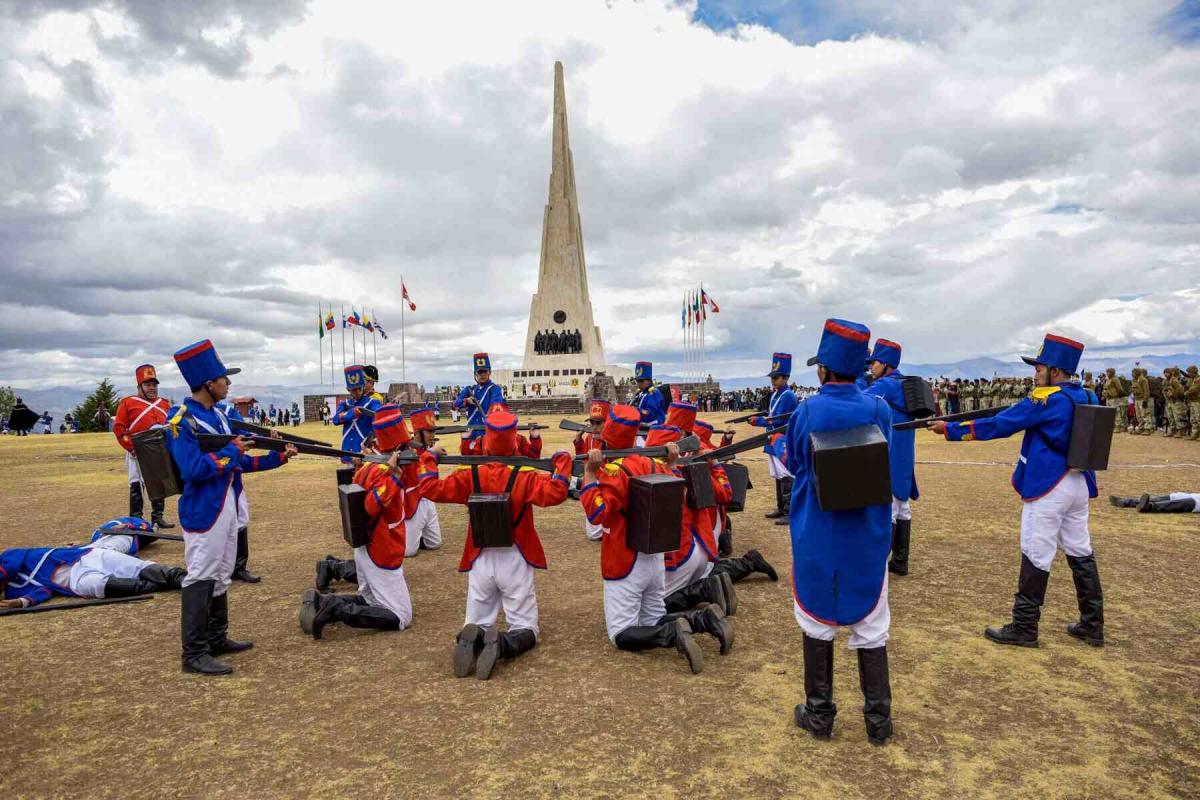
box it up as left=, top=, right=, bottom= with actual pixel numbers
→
left=362, top=312, right=374, bottom=333
left=324, top=311, right=336, bottom=331
left=318, top=313, right=325, bottom=339
left=693, top=292, right=701, bottom=324
left=402, top=282, right=417, bottom=311
left=704, top=289, right=720, bottom=313
left=376, top=320, right=389, bottom=340
left=681, top=297, right=686, bottom=329
left=347, top=309, right=362, bottom=327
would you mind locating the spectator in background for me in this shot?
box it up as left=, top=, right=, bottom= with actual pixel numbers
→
left=93, top=404, right=112, bottom=432
left=40, top=411, right=53, bottom=434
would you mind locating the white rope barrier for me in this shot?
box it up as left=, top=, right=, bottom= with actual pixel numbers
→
left=917, top=460, right=1200, bottom=470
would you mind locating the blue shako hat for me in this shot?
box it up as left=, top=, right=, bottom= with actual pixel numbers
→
left=809, top=318, right=871, bottom=377
left=768, top=352, right=792, bottom=378
left=174, top=340, right=240, bottom=391
left=344, top=365, right=366, bottom=390
left=1022, top=333, right=1084, bottom=375
left=473, top=352, right=491, bottom=372
left=869, top=339, right=902, bottom=369
left=634, top=361, right=653, bottom=381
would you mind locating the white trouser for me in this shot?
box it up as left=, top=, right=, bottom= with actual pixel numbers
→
left=90, top=534, right=137, bottom=555
left=354, top=548, right=413, bottom=628
left=663, top=543, right=713, bottom=596
left=635, top=435, right=646, bottom=448
left=62, top=548, right=151, bottom=599
left=603, top=552, right=666, bottom=643
left=1168, top=492, right=1200, bottom=510
left=793, top=575, right=890, bottom=650
left=767, top=454, right=792, bottom=480
left=465, top=547, right=539, bottom=637
left=1020, top=471, right=1093, bottom=572
left=404, top=498, right=442, bottom=556
left=891, top=497, right=912, bottom=523
left=236, top=488, right=250, bottom=529
left=182, top=484, right=239, bottom=595
left=125, top=453, right=143, bottom=484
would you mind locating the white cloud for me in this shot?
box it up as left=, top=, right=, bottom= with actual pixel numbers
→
left=1, top=0, right=1198, bottom=389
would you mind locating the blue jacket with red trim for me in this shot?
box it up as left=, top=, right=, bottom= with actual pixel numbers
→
left=750, top=387, right=798, bottom=455
left=631, top=386, right=667, bottom=425
left=452, top=381, right=504, bottom=440
left=332, top=394, right=382, bottom=458
left=784, top=382, right=893, bottom=626
left=864, top=370, right=919, bottom=501
left=167, top=398, right=286, bottom=532
left=944, top=382, right=1099, bottom=501
left=1, top=546, right=91, bottom=606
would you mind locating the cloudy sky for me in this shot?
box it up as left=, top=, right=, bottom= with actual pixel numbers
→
left=2, top=0, right=1199, bottom=389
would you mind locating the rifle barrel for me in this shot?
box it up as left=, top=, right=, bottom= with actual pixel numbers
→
left=894, top=404, right=1013, bottom=431
left=0, top=594, right=153, bottom=617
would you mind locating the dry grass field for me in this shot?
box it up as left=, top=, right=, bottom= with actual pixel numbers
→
left=1, top=417, right=1198, bottom=799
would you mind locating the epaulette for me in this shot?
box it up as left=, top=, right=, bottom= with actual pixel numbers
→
left=376, top=463, right=389, bottom=472
left=167, top=405, right=189, bottom=437
left=1031, top=386, right=1062, bottom=404
left=602, top=461, right=623, bottom=476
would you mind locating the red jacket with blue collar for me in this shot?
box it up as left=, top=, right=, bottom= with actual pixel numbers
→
left=944, top=382, right=1099, bottom=501
left=665, top=463, right=731, bottom=570
left=417, top=450, right=571, bottom=572
left=1, top=546, right=92, bottom=606
left=166, top=398, right=287, bottom=533
left=354, top=462, right=410, bottom=569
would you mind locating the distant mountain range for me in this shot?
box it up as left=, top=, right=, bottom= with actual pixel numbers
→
left=8, top=352, right=1200, bottom=428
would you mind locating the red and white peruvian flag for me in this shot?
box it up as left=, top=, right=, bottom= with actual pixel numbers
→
left=402, top=283, right=416, bottom=311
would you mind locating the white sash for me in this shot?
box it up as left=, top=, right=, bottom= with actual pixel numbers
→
left=127, top=396, right=168, bottom=431
left=10, top=549, right=58, bottom=589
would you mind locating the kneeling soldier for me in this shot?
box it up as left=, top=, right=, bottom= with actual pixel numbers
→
left=419, top=407, right=573, bottom=680
left=301, top=406, right=416, bottom=639
left=578, top=405, right=706, bottom=674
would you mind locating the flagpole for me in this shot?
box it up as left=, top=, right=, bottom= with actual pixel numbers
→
left=318, top=303, right=323, bottom=385
left=401, top=274, right=407, bottom=384
left=329, top=304, right=335, bottom=390
left=341, top=303, right=348, bottom=376
left=371, top=307, right=378, bottom=365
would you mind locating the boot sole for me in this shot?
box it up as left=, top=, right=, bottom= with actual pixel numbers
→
left=453, top=624, right=483, bottom=678
left=182, top=660, right=233, bottom=676
left=719, top=572, right=738, bottom=616
left=675, top=620, right=704, bottom=674
left=1067, top=627, right=1104, bottom=647
left=299, top=589, right=319, bottom=636
left=475, top=639, right=500, bottom=680
left=793, top=706, right=833, bottom=740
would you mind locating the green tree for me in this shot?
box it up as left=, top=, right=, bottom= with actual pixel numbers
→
left=72, top=379, right=121, bottom=433
left=0, top=386, right=13, bottom=421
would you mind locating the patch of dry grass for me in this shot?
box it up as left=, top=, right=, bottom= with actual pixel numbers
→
left=0, top=421, right=1197, bottom=799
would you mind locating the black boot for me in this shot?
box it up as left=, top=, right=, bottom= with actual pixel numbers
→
left=857, top=646, right=893, bottom=745
left=315, top=558, right=335, bottom=593
left=1139, top=496, right=1196, bottom=513
left=1108, top=495, right=1139, bottom=508
left=718, top=516, right=733, bottom=557
left=208, top=592, right=253, bottom=655
left=136, top=563, right=186, bottom=591
left=335, top=599, right=401, bottom=631
left=181, top=580, right=232, bottom=675
left=613, top=618, right=704, bottom=674
left=128, top=482, right=144, bottom=519
left=453, top=623, right=485, bottom=677
left=888, top=519, right=911, bottom=576
left=664, top=572, right=728, bottom=615
left=150, top=497, right=174, bottom=529
left=795, top=634, right=836, bottom=740
left=712, top=549, right=778, bottom=583
left=670, top=606, right=734, bottom=654
left=231, top=527, right=260, bottom=583
left=103, top=577, right=154, bottom=597
left=765, top=479, right=785, bottom=519
left=985, top=554, right=1048, bottom=647
left=1065, top=553, right=1104, bottom=647
left=477, top=627, right=538, bottom=680
left=775, top=477, right=794, bottom=525
left=718, top=571, right=738, bottom=615
left=299, top=589, right=348, bottom=640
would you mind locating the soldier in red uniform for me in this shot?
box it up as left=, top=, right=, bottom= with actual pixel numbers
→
left=112, top=364, right=174, bottom=528
left=574, top=399, right=611, bottom=541
left=577, top=405, right=707, bottom=674
left=300, top=406, right=416, bottom=639
left=418, top=407, right=573, bottom=680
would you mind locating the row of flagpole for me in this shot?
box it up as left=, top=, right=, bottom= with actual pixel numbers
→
left=681, top=285, right=719, bottom=381
left=317, top=280, right=417, bottom=389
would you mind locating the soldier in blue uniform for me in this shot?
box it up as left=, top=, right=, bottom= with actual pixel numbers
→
left=452, top=353, right=505, bottom=455
left=332, top=365, right=381, bottom=461
left=864, top=339, right=920, bottom=576
left=785, top=320, right=894, bottom=746
left=168, top=340, right=297, bottom=676
left=751, top=353, right=798, bottom=525
left=216, top=398, right=263, bottom=583
left=929, top=333, right=1105, bottom=648
left=1, top=543, right=185, bottom=609
left=630, top=361, right=666, bottom=441
left=88, top=516, right=159, bottom=555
